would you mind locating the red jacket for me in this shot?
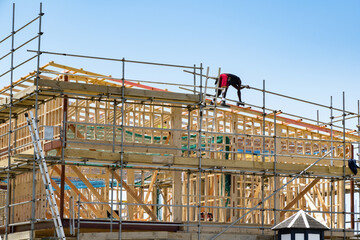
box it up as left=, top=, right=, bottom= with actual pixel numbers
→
left=218, top=74, right=229, bottom=87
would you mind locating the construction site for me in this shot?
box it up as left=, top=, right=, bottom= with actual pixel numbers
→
left=0, top=3, right=360, bottom=240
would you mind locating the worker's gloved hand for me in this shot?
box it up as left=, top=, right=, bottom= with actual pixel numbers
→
left=245, top=85, right=250, bottom=88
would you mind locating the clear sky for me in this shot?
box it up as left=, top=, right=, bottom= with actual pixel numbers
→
left=0, top=0, right=359, bottom=130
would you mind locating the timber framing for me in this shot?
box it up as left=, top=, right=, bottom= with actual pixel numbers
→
left=0, top=61, right=358, bottom=239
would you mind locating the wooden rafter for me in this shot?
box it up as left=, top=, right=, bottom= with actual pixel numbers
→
left=50, top=178, right=86, bottom=218
left=280, top=178, right=320, bottom=218
left=70, top=166, right=120, bottom=218
left=314, top=185, right=331, bottom=226
left=139, top=170, right=158, bottom=217
left=52, top=166, right=103, bottom=218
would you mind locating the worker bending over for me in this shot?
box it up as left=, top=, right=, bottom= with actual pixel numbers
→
left=210, top=73, right=248, bottom=107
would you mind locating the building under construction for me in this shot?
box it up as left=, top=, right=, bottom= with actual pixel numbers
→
left=0, top=4, right=359, bottom=240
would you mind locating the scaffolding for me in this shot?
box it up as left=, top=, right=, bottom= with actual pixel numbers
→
left=0, top=3, right=360, bottom=240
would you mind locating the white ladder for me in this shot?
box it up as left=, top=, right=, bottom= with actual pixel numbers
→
left=25, top=111, right=66, bottom=240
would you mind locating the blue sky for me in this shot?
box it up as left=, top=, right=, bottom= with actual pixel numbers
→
left=0, top=0, right=359, bottom=129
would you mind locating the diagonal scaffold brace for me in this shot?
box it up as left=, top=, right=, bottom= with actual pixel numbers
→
left=25, top=111, right=66, bottom=240
left=209, top=147, right=334, bottom=240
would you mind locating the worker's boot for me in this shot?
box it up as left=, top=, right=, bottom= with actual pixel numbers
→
left=210, top=100, right=215, bottom=105
left=221, top=101, right=227, bottom=106
left=237, top=102, right=244, bottom=107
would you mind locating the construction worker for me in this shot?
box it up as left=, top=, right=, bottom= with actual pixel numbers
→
left=210, top=73, right=248, bottom=107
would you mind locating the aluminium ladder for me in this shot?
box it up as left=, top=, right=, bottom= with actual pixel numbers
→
left=25, top=111, right=66, bottom=239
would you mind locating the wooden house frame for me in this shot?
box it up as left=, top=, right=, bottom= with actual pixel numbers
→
left=0, top=61, right=358, bottom=239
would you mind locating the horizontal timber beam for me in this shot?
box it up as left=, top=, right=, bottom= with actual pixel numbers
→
left=59, top=149, right=352, bottom=177
left=37, top=79, right=200, bottom=103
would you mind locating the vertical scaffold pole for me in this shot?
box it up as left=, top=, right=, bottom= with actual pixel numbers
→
left=110, top=168, right=114, bottom=232
left=204, top=67, right=209, bottom=102
left=213, top=68, right=221, bottom=108
left=10, top=177, right=15, bottom=233
left=273, top=110, right=277, bottom=240
left=357, top=100, right=360, bottom=236
left=9, top=59, right=17, bottom=238
left=261, top=80, right=265, bottom=235
left=60, top=75, right=68, bottom=221
left=30, top=155, right=36, bottom=240
left=330, top=96, right=334, bottom=238
left=77, top=194, right=80, bottom=240
left=187, top=107, right=191, bottom=157
left=110, top=99, right=117, bottom=232
left=193, top=64, right=196, bottom=94
left=316, top=110, right=320, bottom=134
left=187, top=170, right=190, bottom=232
left=197, top=63, right=204, bottom=240
left=11, top=115, right=17, bottom=234
left=342, top=91, right=346, bottom=240
left=112, top=99, right=117, bottom=153
left=188, top=64, right=195, bottom=158
left=5, top=4, right=15, bottom=239
left=330, top=96, right=334, bottom=166
left=358, top=100, right=360, bottom=160
left=119, top=58, right=125, bottom=239
left=187, top=68, right=192, bottom=231
left=31, top=3, right=43, bottom=239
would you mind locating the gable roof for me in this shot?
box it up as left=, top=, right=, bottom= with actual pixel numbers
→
left=272, top=210, right=329, bottom=230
